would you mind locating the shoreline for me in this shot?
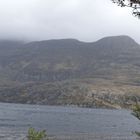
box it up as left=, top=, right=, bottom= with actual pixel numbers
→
left=0, top=101, right=125, bottom=110
left=0, top=133, right=137, bottom=140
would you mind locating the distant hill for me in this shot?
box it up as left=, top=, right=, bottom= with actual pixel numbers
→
left=0, top=35, right=140, bottom=108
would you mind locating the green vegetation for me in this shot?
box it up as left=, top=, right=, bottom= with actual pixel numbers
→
left=27, top=128, right=49, bottom=140
left=132, top=103, right=140, bottom=120
left=132, top=104, right=140, bottom=137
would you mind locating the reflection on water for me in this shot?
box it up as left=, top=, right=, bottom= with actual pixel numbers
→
left=0, top=103, right=140, bottom=140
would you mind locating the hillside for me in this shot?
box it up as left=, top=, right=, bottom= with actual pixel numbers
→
left=0, top=35, right=140, bottom=108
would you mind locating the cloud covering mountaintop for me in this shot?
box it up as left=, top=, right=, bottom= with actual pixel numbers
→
left=0, top=0, right=139, bottom=43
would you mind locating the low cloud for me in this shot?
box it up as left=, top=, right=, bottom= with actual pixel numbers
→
left=0, top=0, right=139, bottom=43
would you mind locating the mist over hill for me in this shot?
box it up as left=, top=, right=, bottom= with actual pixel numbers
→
left=0, top=35, right=140, bottom=108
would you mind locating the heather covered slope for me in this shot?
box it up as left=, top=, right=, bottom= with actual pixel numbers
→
left=0, top=35, right=140, bottom=108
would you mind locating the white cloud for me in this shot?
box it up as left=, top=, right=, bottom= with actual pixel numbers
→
left=0, top=0, right=139, bottom=43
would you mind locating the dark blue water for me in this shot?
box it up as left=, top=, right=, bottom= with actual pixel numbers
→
left=0, top=103, right=140, bottom=139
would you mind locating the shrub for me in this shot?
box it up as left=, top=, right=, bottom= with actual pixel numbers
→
left=132, top=103, right=140, bottom=120
left=27, top=128, right=49, bottom=140
left=132, top=103, right=140, bottom=137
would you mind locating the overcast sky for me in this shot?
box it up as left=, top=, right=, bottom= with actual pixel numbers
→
left=0, top=0, right=140, bottom=43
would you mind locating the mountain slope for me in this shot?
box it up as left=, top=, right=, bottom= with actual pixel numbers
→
left=0, top=35, right=140, bottom=108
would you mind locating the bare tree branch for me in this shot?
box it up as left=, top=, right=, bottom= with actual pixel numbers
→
left=111, top=0, right=140, bottom=17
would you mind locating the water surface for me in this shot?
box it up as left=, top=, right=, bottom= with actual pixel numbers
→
left=0, top=103, right=140, bottom=139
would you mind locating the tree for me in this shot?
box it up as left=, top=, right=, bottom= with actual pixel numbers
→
left=111, top=0, right=140, bottom=17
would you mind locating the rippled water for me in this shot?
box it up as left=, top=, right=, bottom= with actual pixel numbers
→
left=0, top=103, right=140, bottom=140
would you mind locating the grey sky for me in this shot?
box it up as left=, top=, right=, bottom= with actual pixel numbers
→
left=0, top=0, right=140, bottom=43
